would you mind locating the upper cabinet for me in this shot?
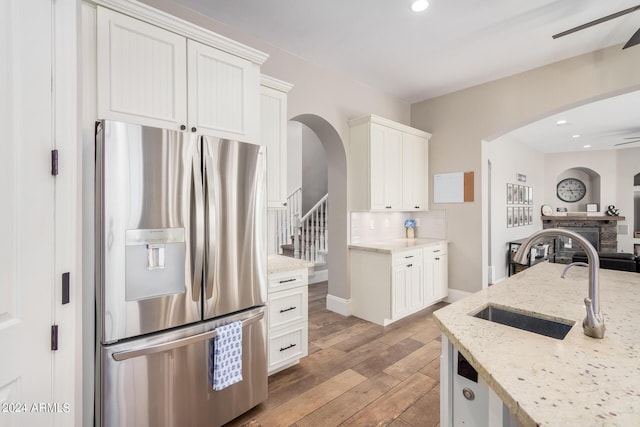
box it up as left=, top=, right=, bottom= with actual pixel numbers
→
left=261, top=76, right=293, bottom=209
left=97, top=7, right=187, bottom=130
left=97, top=6, right=262, bottom=143
left=349, top=115, right=431, bottom=212
left=187, top=40, right=260, bottom=141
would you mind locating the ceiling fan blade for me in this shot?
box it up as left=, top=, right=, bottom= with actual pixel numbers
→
left=552, top=5, right=640, bottom=39
left=623, top=27, right=640, bottom=49
left=614, top=140, right=640, bottom=146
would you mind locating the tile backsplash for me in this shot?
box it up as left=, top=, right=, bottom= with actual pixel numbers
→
left=350, top=210, right=446, bottom=243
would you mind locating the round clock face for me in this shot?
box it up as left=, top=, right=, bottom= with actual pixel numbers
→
left=556, top=178, right=586, bottom=203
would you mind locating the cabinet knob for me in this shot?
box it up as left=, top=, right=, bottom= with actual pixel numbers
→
left=180, top=124, right=186, bottom=131
left=191, top=127, right=197, bottom=132
left=415, top=206, right=420, bottom=209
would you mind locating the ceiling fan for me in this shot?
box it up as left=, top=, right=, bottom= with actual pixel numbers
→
left=614, top=136, right=640, bottom=146
left=553, top=4, right=640, bottom=49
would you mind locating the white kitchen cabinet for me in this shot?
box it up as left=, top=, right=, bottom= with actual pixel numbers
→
left=97, top=7, right=187, bottom=130
left=351, top=248, right=427, bottom=326
left=267, top=268, right=309, bottom=375
left=187, top=40, right=260, bottom=141
left=261, top=76, right=293, bottom=208
left=97, top=7, right=261, bottom=142
left=370, top=123, right=403, bottom=210
left=424, top=243, right=449, bottom=304
left=392, top=255, right=424, bottom=320
left=402, top=132, right=429, bottom=211
left=349, top=115, right=431, bottom=212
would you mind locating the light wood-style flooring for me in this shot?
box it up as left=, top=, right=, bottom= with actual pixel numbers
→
left=226, top=281, right=447, bottom=427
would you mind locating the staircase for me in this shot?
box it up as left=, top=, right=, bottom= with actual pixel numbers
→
left=276, top=190, right=328, bottom=266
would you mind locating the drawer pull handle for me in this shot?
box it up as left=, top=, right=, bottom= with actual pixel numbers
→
left=279, top=278, right=297, bottom=284
left=280, top=343, right=297, bottom=352
left=404, top=255, right=414, bottom=259
left=279, top=306, right=297, bottom=313
left=433, top=249, right=441, bottom=253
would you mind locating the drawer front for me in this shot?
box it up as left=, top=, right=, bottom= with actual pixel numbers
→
left=268, top=322, right=308, bottom=373
left=268, top=268, right=308, bottom=292
left=268, top=286, right=308, bottom=330
left=425, top=243, right=448, bottom=257
left=392, top=249, right=422, bottom=266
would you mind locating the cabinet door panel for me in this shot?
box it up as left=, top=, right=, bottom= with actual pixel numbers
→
left=188, top=40, right=259, bottom=141
left=402, top=133, right=428, bottom=210
left=97, top=7, right=187, bottom=129
left=261, top=85, right=287, bottom=207
left=370, top=125, right=386, bottom=210
left=433, top=253, right=449, bottom=300
left=408, top=262, right=424, bottom=310
left=384, top=129, right=403, bottom=209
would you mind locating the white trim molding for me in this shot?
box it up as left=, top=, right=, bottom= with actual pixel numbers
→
left=260, top=74, right=294, bottom=93
left=326, top=293, right=352, bottom=316
left=90, top=0, right=269, bottom=65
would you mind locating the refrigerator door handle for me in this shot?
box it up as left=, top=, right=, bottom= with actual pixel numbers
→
left=191, top=151, right=205, bottom=302
left=203, top=153, right=217, bottom=300
left=112, top=312, right=264, bottom=361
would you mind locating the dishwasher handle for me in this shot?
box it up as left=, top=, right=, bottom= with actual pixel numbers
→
left=112, top=312, right=263, bottom=361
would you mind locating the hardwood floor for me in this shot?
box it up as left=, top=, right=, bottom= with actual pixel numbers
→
left=226, top=282, right=447, bottom=427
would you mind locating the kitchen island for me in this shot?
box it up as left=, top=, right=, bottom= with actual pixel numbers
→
left=434, top=262, right=640, bottom=426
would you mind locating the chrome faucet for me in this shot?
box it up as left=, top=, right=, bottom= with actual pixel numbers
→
left=513, top=229, right=605, bottom=339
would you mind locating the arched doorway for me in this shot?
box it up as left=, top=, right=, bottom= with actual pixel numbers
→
left=289, top=114, right=349, bottom=313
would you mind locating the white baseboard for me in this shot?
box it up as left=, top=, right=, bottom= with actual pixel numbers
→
left=309, top=269, right=328, bottom=284
left=445, top=288, right=472, bottom=303
left=326, top=293, right=352, bottom=316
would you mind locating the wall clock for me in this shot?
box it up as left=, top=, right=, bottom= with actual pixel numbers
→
left=556, top=178, right=586, bottom=202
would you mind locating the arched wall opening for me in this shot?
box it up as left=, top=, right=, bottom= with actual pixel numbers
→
left=290, top=114, right=349, bottom=308
left=482, top=88, right=639, bottom=288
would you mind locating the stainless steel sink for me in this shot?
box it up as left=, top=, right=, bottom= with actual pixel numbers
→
left=472, top=305, right=574, bottom=340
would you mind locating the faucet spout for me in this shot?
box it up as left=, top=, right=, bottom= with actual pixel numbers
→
left=561, top=261, right=588, bottom=279
left=513, top=229, right=605, bottom=339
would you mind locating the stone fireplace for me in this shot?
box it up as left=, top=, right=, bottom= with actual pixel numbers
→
left=542, top=214, right=625, bottom=264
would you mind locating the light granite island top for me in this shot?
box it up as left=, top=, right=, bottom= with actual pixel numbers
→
left=434, top=262, right=640, bottom=426
left=348, top=238, right=447, bottom=253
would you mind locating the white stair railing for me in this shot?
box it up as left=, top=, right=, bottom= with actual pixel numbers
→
left=294, top=194, right=328, bottom=264
left=275, top=187, right=302, bottom=254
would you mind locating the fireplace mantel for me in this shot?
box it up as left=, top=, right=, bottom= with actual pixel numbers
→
left=541, top=215, right=625, bottom=222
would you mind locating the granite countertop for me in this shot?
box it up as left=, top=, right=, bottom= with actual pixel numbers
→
left=434, top=262, right=640, bottom=426
left=348, top=238, right=448, bottom=253
left=267, top=254, right=314, bottom=274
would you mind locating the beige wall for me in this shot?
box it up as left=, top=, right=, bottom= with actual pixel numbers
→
left=411, top=44, right=640, bottom=294
left=139, top=0, right=410, bottom=301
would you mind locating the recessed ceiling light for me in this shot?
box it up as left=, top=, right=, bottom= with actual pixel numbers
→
left=411, top=0, right=429, bottom=12
left=556, top=119, right=568, bottom=126
left=572, top=134, right=581, bottom=138
left=583, top=145, right=591, bottom=148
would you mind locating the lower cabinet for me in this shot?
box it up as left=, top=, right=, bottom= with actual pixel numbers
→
left=267, top=268, right=309, bottom=375
left=392, top=256, right=424, bottom=320
left=424, top=243, right=449, bottom=304
left=350, top=243, right=447, bottom=326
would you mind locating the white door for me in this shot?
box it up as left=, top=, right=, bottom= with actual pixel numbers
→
left=0, top=0, right=55, bottom=425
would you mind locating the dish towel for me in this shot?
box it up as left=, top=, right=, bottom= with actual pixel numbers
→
left=208, top=321, right=243, bottom=391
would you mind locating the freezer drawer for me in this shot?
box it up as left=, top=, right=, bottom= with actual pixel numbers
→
left=97, top=307, right=267, bottom=427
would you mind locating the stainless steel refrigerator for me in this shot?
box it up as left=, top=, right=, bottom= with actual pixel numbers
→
left=95, top=120, right=268, bottom=427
